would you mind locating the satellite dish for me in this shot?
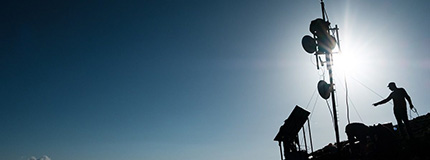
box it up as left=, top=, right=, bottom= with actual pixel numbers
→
left=317, top=80, right=331, bottom=99
left=302, top=35, right=317, bottom=54
left=309, top=18, right=329, bottom=35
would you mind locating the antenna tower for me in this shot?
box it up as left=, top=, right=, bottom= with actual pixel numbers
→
left=301, top=0, right=342, bottom=147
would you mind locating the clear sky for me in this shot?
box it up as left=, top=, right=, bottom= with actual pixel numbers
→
left=1, top=0, right=429, bottom=160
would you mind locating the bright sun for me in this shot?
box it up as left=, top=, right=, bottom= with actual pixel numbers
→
left=333, top=52, right=358, bottom=75
left=331, top=34, right=370, bottom=77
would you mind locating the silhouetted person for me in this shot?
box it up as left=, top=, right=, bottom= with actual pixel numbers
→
left=346, top=123, right=370, bottom=145
left=373, top=82, right=414, bottom=139
left=274, top=121, right=300, bottom=159
left=345, top=123, right=371, bottom=156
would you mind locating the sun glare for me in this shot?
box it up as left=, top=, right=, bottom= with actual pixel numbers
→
left=333, top=52, right=358, bottom=75
left=331, top=33, right=371, bottom=77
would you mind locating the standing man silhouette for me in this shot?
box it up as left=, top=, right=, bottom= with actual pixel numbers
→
left=373, top=82, right=414, bottom=138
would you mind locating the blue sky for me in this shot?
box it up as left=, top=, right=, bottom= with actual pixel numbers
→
left=1, top=1, right=429, bottom=160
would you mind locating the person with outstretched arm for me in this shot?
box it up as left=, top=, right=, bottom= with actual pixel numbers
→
left=373, top=82, right=414, bottom=139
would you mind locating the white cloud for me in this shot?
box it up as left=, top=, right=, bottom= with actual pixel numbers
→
left=39, top=155, right=51, bottom=160
left=28, top=157, right=37, bottom=160
left=28, top=155, right=51, bottom=160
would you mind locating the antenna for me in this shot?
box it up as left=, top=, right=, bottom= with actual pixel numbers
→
left=301, top=0, right=342, bottom=148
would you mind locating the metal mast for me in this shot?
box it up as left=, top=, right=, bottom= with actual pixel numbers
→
left=301, top=0, right=342, bottom=147
left=321, top=0, right=340, bottom=147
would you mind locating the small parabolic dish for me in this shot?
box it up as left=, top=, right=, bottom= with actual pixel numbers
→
left=302, top=35, right=317, bottom=54
left=317, top=80, right=331, bottom=99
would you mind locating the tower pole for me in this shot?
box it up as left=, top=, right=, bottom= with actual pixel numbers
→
left=320, top=0, right=325, bottom=21
left=326, top=53, right=340, bottom=147
left=321, top=0, right=340, bottom=148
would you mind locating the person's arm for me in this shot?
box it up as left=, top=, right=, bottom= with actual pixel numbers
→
left=404, top=89, right=414, bottom=109
left=373, top=94, right=392, bottom=106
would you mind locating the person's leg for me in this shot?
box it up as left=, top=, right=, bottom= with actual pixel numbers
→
left=394, top=111, right=406, bottom=137
left=399, top=111, right=414, bottom=139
